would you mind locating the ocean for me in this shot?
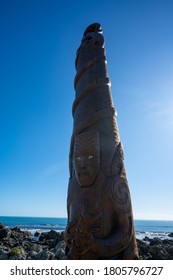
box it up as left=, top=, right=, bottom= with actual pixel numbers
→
left=0, top=216, right=173, bottom=240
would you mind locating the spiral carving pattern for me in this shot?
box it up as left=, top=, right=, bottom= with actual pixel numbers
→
left=111, top=177, right=131, bottom=213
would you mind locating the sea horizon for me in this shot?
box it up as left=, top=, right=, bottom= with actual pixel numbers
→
left=1, top=215, right=173, bottom=222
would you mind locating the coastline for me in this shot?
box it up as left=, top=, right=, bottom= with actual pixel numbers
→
left=0, top=223, right=173, bottom=260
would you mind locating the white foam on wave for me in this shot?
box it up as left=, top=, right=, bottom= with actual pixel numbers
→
left=136, top=231, right=172, bottom=240
left=20, top=228, right=63, bottom=236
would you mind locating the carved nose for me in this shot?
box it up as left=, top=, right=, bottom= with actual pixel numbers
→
left=80, top=158, right=87, bottom=169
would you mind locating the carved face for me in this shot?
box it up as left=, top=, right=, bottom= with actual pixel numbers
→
left=73, top=131, right=100, bottom=187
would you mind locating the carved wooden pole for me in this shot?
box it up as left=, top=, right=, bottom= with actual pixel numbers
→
left=64, top=23, right=139, bottom=260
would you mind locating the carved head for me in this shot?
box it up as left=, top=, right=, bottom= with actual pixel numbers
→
left=73, top=131, right=100, bottom=187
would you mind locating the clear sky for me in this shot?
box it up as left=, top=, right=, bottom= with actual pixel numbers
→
left=0, top=0, right=173, bottom=220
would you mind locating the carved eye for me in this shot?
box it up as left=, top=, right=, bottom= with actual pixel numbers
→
left=88, top=155, right=94, bottom=160
left=76, top=157, right=81, bottom=161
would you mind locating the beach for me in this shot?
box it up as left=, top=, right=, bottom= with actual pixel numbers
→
left=0, top=221, right=173, bottom=260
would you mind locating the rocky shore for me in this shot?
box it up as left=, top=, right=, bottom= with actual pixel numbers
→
left=0, top=223, right=173, bottom=260
left=0, top=224, right=65, bottom=260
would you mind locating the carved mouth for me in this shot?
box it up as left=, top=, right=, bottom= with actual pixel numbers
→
left=79, top=171, right=89, bottom=177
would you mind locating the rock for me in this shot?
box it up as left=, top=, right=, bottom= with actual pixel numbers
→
left=0, top=249, right=9, bottom=260
left=149, top=245, right=170, bottom=260
left=149, top=238, right=162, bottom=246
left=30, top=243, right=43, bottom=253
left=54, top=240, right=66, bottom=251
left=34, top=231, right=40, bottom=237
left=26, top=251, right=38, bottom=260
left=43, top=239, right=57, bottom=247
left=39, top=230, right=63, bottom=247
left=34, top=250, right=54, bottom=260
left=143, top=236, right=150, bottom=242
left=0, top=224, right=5, bottom=230
left=137, top=239, right=150, bottom=259
left=169, top=247, right=173, bottom=258
left=162, top=239, right=173, bottom=246
left=21, top=240, right=32, bottom=250
left=22, top=231, right=30, bottom=238
left=0, top=228, right=11, bottom=239
left=0, top=225, right=65, bottom=260
left=9, top=255, right=26, bottom=260
left=11, top=227, right=21, bottom=232
left=50, top=240, right=65, bottom=260
left=54, top=248, right=65, bottom=260
left=40, top=230, right=62, bottom=241
left=137, top=238, right=173, bottom=260
left=168, top=233, right=173, bottom=237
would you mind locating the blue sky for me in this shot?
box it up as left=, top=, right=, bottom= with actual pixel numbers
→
left=0, top=0, right=173, bottom=220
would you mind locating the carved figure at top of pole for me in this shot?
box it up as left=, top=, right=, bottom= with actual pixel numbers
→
left=64, top=23, right=139, bottom=260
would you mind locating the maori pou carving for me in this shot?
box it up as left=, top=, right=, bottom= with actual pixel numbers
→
left=73, top=131, right=100, bottom=187
left=64, top=23, right=139, bottom=260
